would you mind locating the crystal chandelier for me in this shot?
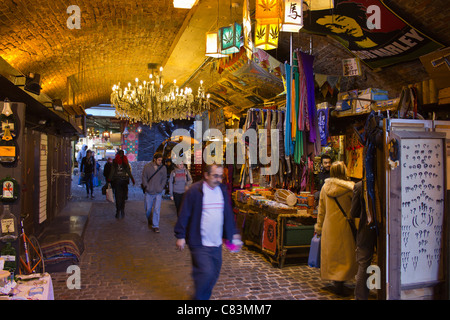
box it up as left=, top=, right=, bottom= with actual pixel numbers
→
left=111, top=67, right=210, bottom=126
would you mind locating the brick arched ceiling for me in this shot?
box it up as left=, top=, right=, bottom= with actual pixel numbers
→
left=0, top=0, right=192, bottom=108
left=0, top=0, right=449, bottom=110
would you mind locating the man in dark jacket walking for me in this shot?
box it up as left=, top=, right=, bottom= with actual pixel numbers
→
left=349, top=180, right=377, bottom=300
left=174, top=164, right=240, bottom=300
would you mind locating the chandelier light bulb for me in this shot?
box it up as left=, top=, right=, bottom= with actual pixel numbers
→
left=111, top=65, right=211, bottom=124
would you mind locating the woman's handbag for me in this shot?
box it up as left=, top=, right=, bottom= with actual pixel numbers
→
left=308, top=234, right=321, bottom=268
left=101, top=184, right=108, bottom=195
left=106, top=184, right=114, bottom=203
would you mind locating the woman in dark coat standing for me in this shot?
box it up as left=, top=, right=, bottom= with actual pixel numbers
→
left=108, top=150, right=135, bottom=219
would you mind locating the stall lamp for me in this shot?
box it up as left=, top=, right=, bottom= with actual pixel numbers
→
left=173, top=0, right=197, bottom=9
left=281, top=0, right=303, bottom=33
left=206, top=31, right=228, bottom=58
left=219, top=22, right=243, bottom=55
left=255, top=0, right=282, bottom=50
left=255, top=21, right=280, bottom=50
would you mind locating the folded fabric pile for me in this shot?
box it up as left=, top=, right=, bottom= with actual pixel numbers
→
left=40, top=233, right=84, bottom=273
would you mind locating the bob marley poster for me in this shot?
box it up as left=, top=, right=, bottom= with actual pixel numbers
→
left=302, top=0, right=444, bottom=69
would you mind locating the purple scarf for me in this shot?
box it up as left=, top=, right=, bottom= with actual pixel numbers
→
left=298, top=52, right=316, bottom=143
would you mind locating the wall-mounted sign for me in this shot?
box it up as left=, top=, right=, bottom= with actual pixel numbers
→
left=303, top=0, right=444, bottom=69
left=342, top=58, right=362, bottom=76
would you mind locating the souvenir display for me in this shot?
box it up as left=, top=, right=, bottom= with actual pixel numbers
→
left=0, top=100, right=18, bottom=165
left=0, top=205, right=18, bottom=241
left=0, top=177, right=19, bottom=202
left=399, top=139, right=445, bottom=285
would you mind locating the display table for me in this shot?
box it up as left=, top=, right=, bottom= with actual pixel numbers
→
left=3, top=273, right=54, bottom=300
left=236, top=199, right=316, bottom=268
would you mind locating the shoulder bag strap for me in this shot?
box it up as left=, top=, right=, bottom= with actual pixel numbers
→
left=147, top=165, right=164, bottom=184
left=333, top=196, right=357, bottom=239
left=333, top=197, right=348, bottom=219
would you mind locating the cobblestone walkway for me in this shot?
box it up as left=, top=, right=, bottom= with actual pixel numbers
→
left=50, top=177, right=357, bottom=300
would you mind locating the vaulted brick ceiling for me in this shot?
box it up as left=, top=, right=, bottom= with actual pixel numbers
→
left=0, top=0, right=193, bottom=108
left=0, top=0, right=449, bottom=111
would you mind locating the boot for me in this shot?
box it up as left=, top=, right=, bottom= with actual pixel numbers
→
left=115, top=209, right=120, bottom=219
left=121, top=209, right=125, bottom=218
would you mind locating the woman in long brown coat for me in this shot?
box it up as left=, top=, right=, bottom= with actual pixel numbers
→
left=315, top=161, right=357, bottom=295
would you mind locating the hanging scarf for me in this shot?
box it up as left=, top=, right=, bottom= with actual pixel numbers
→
left=299, top=52, right=316, bottom=143
left=296, top=50, right=307, bottom=131
left=284, top=63, right=292, bottom=156
left=115, top=154, right=129, bottom=166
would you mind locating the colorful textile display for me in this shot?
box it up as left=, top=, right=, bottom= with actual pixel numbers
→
left=317, top=103, right=330, bottom=146
left=298, top=51, right=317, bottom=143
left=262, top=217, right=277, bottom=254
left=284, top=63, right=293, bottom=156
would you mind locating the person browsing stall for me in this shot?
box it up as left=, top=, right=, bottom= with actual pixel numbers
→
left=315, top=161, right=357, bottom=296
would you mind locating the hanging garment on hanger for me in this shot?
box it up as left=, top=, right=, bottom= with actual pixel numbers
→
left=296, top=50, right=307, bottom=131
left=266, top=109, right=271, bottom=156
left=291, top=74, right=297, bottom=141
left=277, top=110, right=285, bottom=158
left=284, top=63, right=293, bottom=157
left=299, top=51, right=317, bottom=143
left=257, top=109, right=264, bottom=131
left=317, top=105, right=329, bottom=146
left=270, top=110, right=277, bottom=158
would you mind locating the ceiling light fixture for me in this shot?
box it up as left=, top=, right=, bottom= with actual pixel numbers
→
left=255, top=0, right=281, bottom=50
left=219, top=0, right=243, bottom=55
left=281, top=0, right=303, bottom=33
left=206, top=0, right=229, bottom=58
left=173, top=0, right=197, bottom=9
left=111, top=66, right=210, bottom=126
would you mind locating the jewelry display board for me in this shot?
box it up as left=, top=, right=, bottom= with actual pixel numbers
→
left=388, top=130, right=447, bottom=299
left=400, top=138, right=445, bottom=285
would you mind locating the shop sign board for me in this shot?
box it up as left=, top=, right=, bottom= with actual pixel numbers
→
left=302, top=0, right=444, bottom=69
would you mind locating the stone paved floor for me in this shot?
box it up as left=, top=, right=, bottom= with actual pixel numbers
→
left=50, top=176, right=360, bottom=300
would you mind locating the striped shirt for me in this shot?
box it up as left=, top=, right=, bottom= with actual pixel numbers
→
left=201, top=182, right=224, bottom=247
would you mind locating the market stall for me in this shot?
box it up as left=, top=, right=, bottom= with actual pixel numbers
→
left=0, top=272, right=54, bottom=300
left=233, top=188, right=316, bottom=268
